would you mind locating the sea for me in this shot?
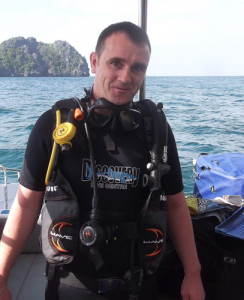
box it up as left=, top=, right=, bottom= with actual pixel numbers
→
left=0, top=76, right=244, bottom=195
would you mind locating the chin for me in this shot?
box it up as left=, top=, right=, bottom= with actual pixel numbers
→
left=109, top=93, right=134, bottom=105
left=112, top=98, right=132, bottom=105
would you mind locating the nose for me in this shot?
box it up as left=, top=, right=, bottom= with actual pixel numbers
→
left=118, top=66, right=132, bottom=84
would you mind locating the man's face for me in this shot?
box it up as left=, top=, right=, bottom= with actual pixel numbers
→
left=90, top=32, right=150, bottom=105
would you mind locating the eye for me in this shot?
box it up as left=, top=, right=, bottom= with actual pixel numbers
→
left=132, top=63, right=147, bottom=74
left=111, top=60, right=119, bottom=66
left=109, top=59, right=123, bottom=69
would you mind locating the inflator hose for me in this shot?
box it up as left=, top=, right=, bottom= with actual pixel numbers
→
left=45, top=110, right=61, bottom=186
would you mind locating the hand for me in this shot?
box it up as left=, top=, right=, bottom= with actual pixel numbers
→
left=181, top=273, right=205, bottom=300
left=0, top=277, right=12, bottom=300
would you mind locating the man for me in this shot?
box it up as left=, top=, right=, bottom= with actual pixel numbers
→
left=0, top=22, right=205, bottom=299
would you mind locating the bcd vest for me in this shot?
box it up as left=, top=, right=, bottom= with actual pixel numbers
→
left=41, top=96, right=169, bottom=274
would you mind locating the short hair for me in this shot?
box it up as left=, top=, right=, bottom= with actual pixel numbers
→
left=95, top=21, right=151, bottom=56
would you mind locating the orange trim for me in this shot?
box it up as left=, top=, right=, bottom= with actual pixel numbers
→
left=74, top=108, right=84, bottom=121
left=145, top=228, right=164, bottom=257
left=51, top=222, right=72, bottom=253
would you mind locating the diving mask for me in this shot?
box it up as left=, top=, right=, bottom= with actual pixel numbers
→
left=87, top=98, right=142, bottom=131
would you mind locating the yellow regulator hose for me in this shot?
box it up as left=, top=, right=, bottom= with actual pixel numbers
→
left=45, top=110, right=61, bottom=186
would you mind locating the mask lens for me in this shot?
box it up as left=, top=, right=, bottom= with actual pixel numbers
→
left=89, top=107, right=114, bottom=127
left=119, top=110, right=141, bottom=131
left=88, top=98, right=141, bottom=130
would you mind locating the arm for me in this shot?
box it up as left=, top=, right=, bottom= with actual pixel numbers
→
left=0, top=184, right=44, bottom=300
left=167, top=190, right=205, bottom=300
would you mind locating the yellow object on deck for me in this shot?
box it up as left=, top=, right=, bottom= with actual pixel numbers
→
left=186, top=195, right=199, bottom=215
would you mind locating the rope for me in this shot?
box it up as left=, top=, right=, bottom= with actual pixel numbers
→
left=0, top=165, right=8, bottom=209
left=0, top=166, right=20, bottom=210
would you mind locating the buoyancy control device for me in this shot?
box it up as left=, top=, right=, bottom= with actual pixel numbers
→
left=41, top=92, right=170, bottom=277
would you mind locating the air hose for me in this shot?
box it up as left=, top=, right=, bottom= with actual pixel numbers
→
left=45, top=109, right=61, bottom=186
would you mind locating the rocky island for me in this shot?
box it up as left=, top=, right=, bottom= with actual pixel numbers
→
left=0, top=37, right=89, bottom=77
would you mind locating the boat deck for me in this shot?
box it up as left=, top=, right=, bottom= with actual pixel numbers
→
left=8, top=253, right=46, bottom=300
left=0, top=213, right=46, bottom=300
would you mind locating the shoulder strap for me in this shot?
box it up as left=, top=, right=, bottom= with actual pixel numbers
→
left=51, top=97, right=86, bottom=122
left=134, top=99, right=170, bottom=192
left=133, top=99, right=154, bottom=144
left=134, top=99, right=168, bottom=148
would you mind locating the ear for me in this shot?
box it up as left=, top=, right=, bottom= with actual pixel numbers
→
left=90, top=52, right=98, bottom=74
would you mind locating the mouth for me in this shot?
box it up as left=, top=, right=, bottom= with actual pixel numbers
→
left=109, top=86, right=134, bottom=104
left=113, top=86, right=130, bottom=92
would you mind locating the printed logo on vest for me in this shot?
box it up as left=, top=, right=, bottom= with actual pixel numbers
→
left=46, top=185, right=58, bottom=192
left=143, top=228, right=164, bottom=257
left=50, top=222, right=73, bottom=253
left=81, top=158, right=140, bottom=189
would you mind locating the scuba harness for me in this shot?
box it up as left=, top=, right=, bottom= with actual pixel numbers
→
left=42, top=90, right=170, bottom=296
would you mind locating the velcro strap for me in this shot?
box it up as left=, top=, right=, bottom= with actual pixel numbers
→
left=58, top=269, right=89, bottom=290
left=115, top=222, right=139, bottom=239
left=98, top=277, right=124, bottom=293
left=55, top=268, right=125, bottom=293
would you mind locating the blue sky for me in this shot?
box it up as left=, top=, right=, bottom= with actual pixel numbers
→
left=0, top=0, right=244, bottom=76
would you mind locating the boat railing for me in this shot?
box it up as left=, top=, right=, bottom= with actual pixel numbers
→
left=0, top=165, right=20, bottom=210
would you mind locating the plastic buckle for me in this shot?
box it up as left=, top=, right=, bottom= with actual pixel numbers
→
left=98, top=277, right=124, bottom=293
left=124, top=267, right=144, bottom=287
left=45, top=263, right=56, bottom=281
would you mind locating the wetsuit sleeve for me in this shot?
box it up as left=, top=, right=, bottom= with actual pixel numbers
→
left=19, top=110, right=54, bottom=191
left=162, top=124, right=184, bottom=195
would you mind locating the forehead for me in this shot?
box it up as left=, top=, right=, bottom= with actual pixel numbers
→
left=100, top=32, right=150, bottom=63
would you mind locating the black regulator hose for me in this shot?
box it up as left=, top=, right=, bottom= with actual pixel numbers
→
left=73, top=97, right=99, bottom=215
left=74, top=97, right=106, bottom=270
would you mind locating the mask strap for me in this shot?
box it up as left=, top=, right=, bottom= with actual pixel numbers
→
left=104, top=133, right=116, bottom=151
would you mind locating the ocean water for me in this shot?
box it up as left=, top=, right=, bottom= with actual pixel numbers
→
left=0, top=76, right=243, bottom=195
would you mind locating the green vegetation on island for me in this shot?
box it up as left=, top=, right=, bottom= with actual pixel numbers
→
left=0, top=37, right=90, bottom=77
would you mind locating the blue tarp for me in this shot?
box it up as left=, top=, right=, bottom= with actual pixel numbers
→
left=215, top=206, right=244, bottom=240
left=193, top=153, right=244, bottom=199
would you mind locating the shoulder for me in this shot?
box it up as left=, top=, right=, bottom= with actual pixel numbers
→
left=30, top=109, right=53, bottom=138
left=34, top=109, right=53, bottom=125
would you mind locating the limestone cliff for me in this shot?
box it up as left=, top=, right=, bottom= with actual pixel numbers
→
left=0, top=37, right=89, bottom=77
